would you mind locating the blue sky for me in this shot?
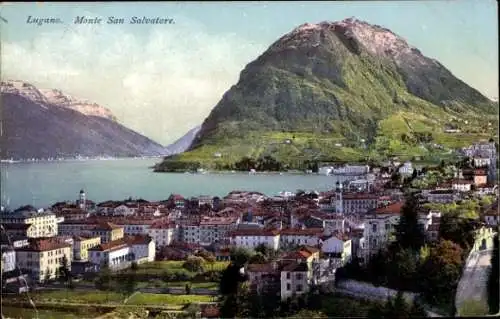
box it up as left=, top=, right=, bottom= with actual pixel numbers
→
left=1, top=1, right=498, bottom=144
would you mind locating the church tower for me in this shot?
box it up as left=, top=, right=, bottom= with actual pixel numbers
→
left=79, top=189, right=86, bottom=210
left=335, top=181, right=343, bottom=214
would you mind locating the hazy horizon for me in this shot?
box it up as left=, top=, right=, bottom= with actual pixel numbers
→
left=1, top=1, right=498, bottom=145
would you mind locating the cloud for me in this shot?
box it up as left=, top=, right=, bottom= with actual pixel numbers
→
left=2, top=15, right=266, bottom=145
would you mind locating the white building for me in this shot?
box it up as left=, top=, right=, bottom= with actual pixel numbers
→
left=1, top=209, right=58, bottom=238
left=451, top=179, right=473, bottom=192
left=231, top=229, right=281, bottom=250
left=148, top=222, right=177, bottom=248
left=398, top=161, right=414, bottom=175
left=280, top=262, right=311, bottom=301
left=88, top=239, right=132, bottom=270
left=1, top=247, right=16, bottom=273
left=279, top=228, right=323, bottom=248
left=199, top=216, right=240, bottom=246
left=126, top=235, right=156, bottom=264
left=181, top=222, right=201, bottom=244
left=319, top=233, right=352, bottom=267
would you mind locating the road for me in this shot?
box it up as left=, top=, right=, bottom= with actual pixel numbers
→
left=455, top=249, right=493, bottom=316
left=33, top=282, right=218, bottom=296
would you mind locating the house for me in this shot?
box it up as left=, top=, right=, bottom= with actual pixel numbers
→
left=112, top=204, right=136, bottom=217
left=1, top=209, right=58, bottom=238
left=280, top=261, right=311, bottom=301
left=1, top=246, right=16, bottom=273
left=198, top=195, right=214, bottom=208
left=279, top=228, right=323, bottom=249
left=73, top=235, right=101, bottom=262
left=169, top=194, right=185, bottom=209
left=451, top=179, right=473, bottom=192
left=474, top=184, right=498, bottom=196
left=246, top=263, right=280, bottom=293
left=425, top=189, right=460, bottom=203
left=125, top=235, right=156, bottom=264
left=426, top=222, right=440, bottom=242
left=1, top=223, right=36, bottom=238
left=473, top=157, right=491, bottom=168
left=341, top=193, right=379, bottom=214
left=88, top=239, right=133, bottom=270
left=90, top=222, right=124, bottom=243
left=148, top=222, right=177, bottom=248
left=398, top=161, right=414, bottom=176
left=199, top=216, right=240, bottom=246
left=358, top=202, right=404, bottom=262
left=230, top=228, right=281, bottom=250
left=482, top=201, right=499, bottom=226
left=15, top=238, right=72, bottom=282
left=319, top=233, right=352, bottom=267
left=473, top=169, right=488, bottom=186
left=180, top=222, right=201, bottom=244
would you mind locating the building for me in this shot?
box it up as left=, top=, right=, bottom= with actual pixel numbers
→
left=340, top=193, right=379, bottom=214
left=1, top=223, right=36, bottom=238
left=473, top=169, right=488, bottom=186
left=73, top=235, right=101, bottom=261
left=88, top=239, right=132, bottom=270
left=482, top=201, right=499, bottom=227
left=279, top=228, right=323, bottom=249
left=451, top=179, right=473, bottom=192
left=280, top=262, right=311, bottom=301
left=125, top=235, right=156, bottom=264
left=1, top=246, right=16, bottom=273
left=424, top=189, right=460, bottom=203
left=148, top=222, right=177, bottom=248
left=319, top=233, right=352, bottom=267
left=231, top=228, right=281, bottom=250
left=199, top=216, right=240, bottom=246
left=1, top=209, right=58, bottom=238
left=15, top=238, right=72, bottom=282
left=90, top=222, right=124, bottom=243
left=398, top=161, right=414, bottom=176
left=181, top=222, right=201, bottom=244
left=358, top=202, right=404, bottom=262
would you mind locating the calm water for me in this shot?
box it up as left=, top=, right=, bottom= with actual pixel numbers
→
left=0, top=158, right=337, bottom=209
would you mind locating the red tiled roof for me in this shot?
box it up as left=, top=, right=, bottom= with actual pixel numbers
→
left=280, top=228, right=324, bottom=236
left=92, top=221, right=122, bottom=231
left=231, top=229, right=280, bottom=237
left=16, top=238, right=71, bottom=252
left=124, top=235, right=153, bottom=245
left=247, top=263, right=276, bottom=273
left=451, top=179, right=472, bottom=185
left=374, top=201, right=404, bottom=215
left=88, top=238, right=128, bottom=252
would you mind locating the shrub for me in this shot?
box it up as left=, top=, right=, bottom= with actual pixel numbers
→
left=183, top=256, right=205, bottom=273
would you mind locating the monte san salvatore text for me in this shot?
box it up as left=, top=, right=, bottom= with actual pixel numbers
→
left=74, top=16, right=174, bottom=25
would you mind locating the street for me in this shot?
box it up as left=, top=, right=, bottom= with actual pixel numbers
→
left=455, top=249, right=493, bottom=316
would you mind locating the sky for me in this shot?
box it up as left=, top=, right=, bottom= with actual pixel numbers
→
left=0, top=1, right=498, bottom=145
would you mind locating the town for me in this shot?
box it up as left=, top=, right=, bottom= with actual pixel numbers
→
left=1, top=141, right=499, bottom=318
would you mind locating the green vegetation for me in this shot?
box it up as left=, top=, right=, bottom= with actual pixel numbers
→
left=458, top=300, right=490, bottom=317
left=125, top=293, right=214, bottom=305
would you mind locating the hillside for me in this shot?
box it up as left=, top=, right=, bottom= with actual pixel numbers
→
left=1, top=80, right=167, bottom=159
left=164, top=125, right=202, bottom=155
left=155, top=18, right=498, bottom=172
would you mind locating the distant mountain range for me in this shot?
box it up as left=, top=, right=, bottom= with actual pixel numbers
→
left=164, top=125, right=201, bottom=155
left=156, top=18, right=498, bottom=172
left=1, top=80, right=168, bottom=160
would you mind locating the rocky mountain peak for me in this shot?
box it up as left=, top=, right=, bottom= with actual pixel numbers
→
left=1, top=80, right=115, bottom=120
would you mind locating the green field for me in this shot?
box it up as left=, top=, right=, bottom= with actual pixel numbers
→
left=125, top=293, right=215, bottom=306
left=133, top=260, right=229, bottom=275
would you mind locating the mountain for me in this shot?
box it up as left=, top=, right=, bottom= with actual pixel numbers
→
left=155, top=18, right=498, bottom=172
left=165, top=125, right=201, bottom=155
left=1, top=80, right=167, bottom=159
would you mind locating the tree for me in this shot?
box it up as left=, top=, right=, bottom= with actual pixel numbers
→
left=95, top=263, right=112, bottom=291
left=43, top=267, right=51, bottom=284
left=182, top=256, right=205, bottom=273
left=230, top=247, right=253, bottom=266
left=395, top=192, right=426, bottom=252
left=255, top=243, right=270, bottom=257
left=420, top=239, right=463, bottom=306
left=185, top=282, right=192, bottom=295
left=59, top=255, right=73, bottom=289
left=248, top=252, right=267, bottom=264
left=131, top=261, right=138, bottom=271
left=121, top=272, right=137, bottom=296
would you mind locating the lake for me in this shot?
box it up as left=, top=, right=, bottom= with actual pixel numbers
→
left=0, top=158, right=338, bottom=209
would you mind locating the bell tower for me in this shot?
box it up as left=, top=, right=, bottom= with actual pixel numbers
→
left=79, top=189, right=86, bottom=210
left=335, top=181, right=343, bottom=214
